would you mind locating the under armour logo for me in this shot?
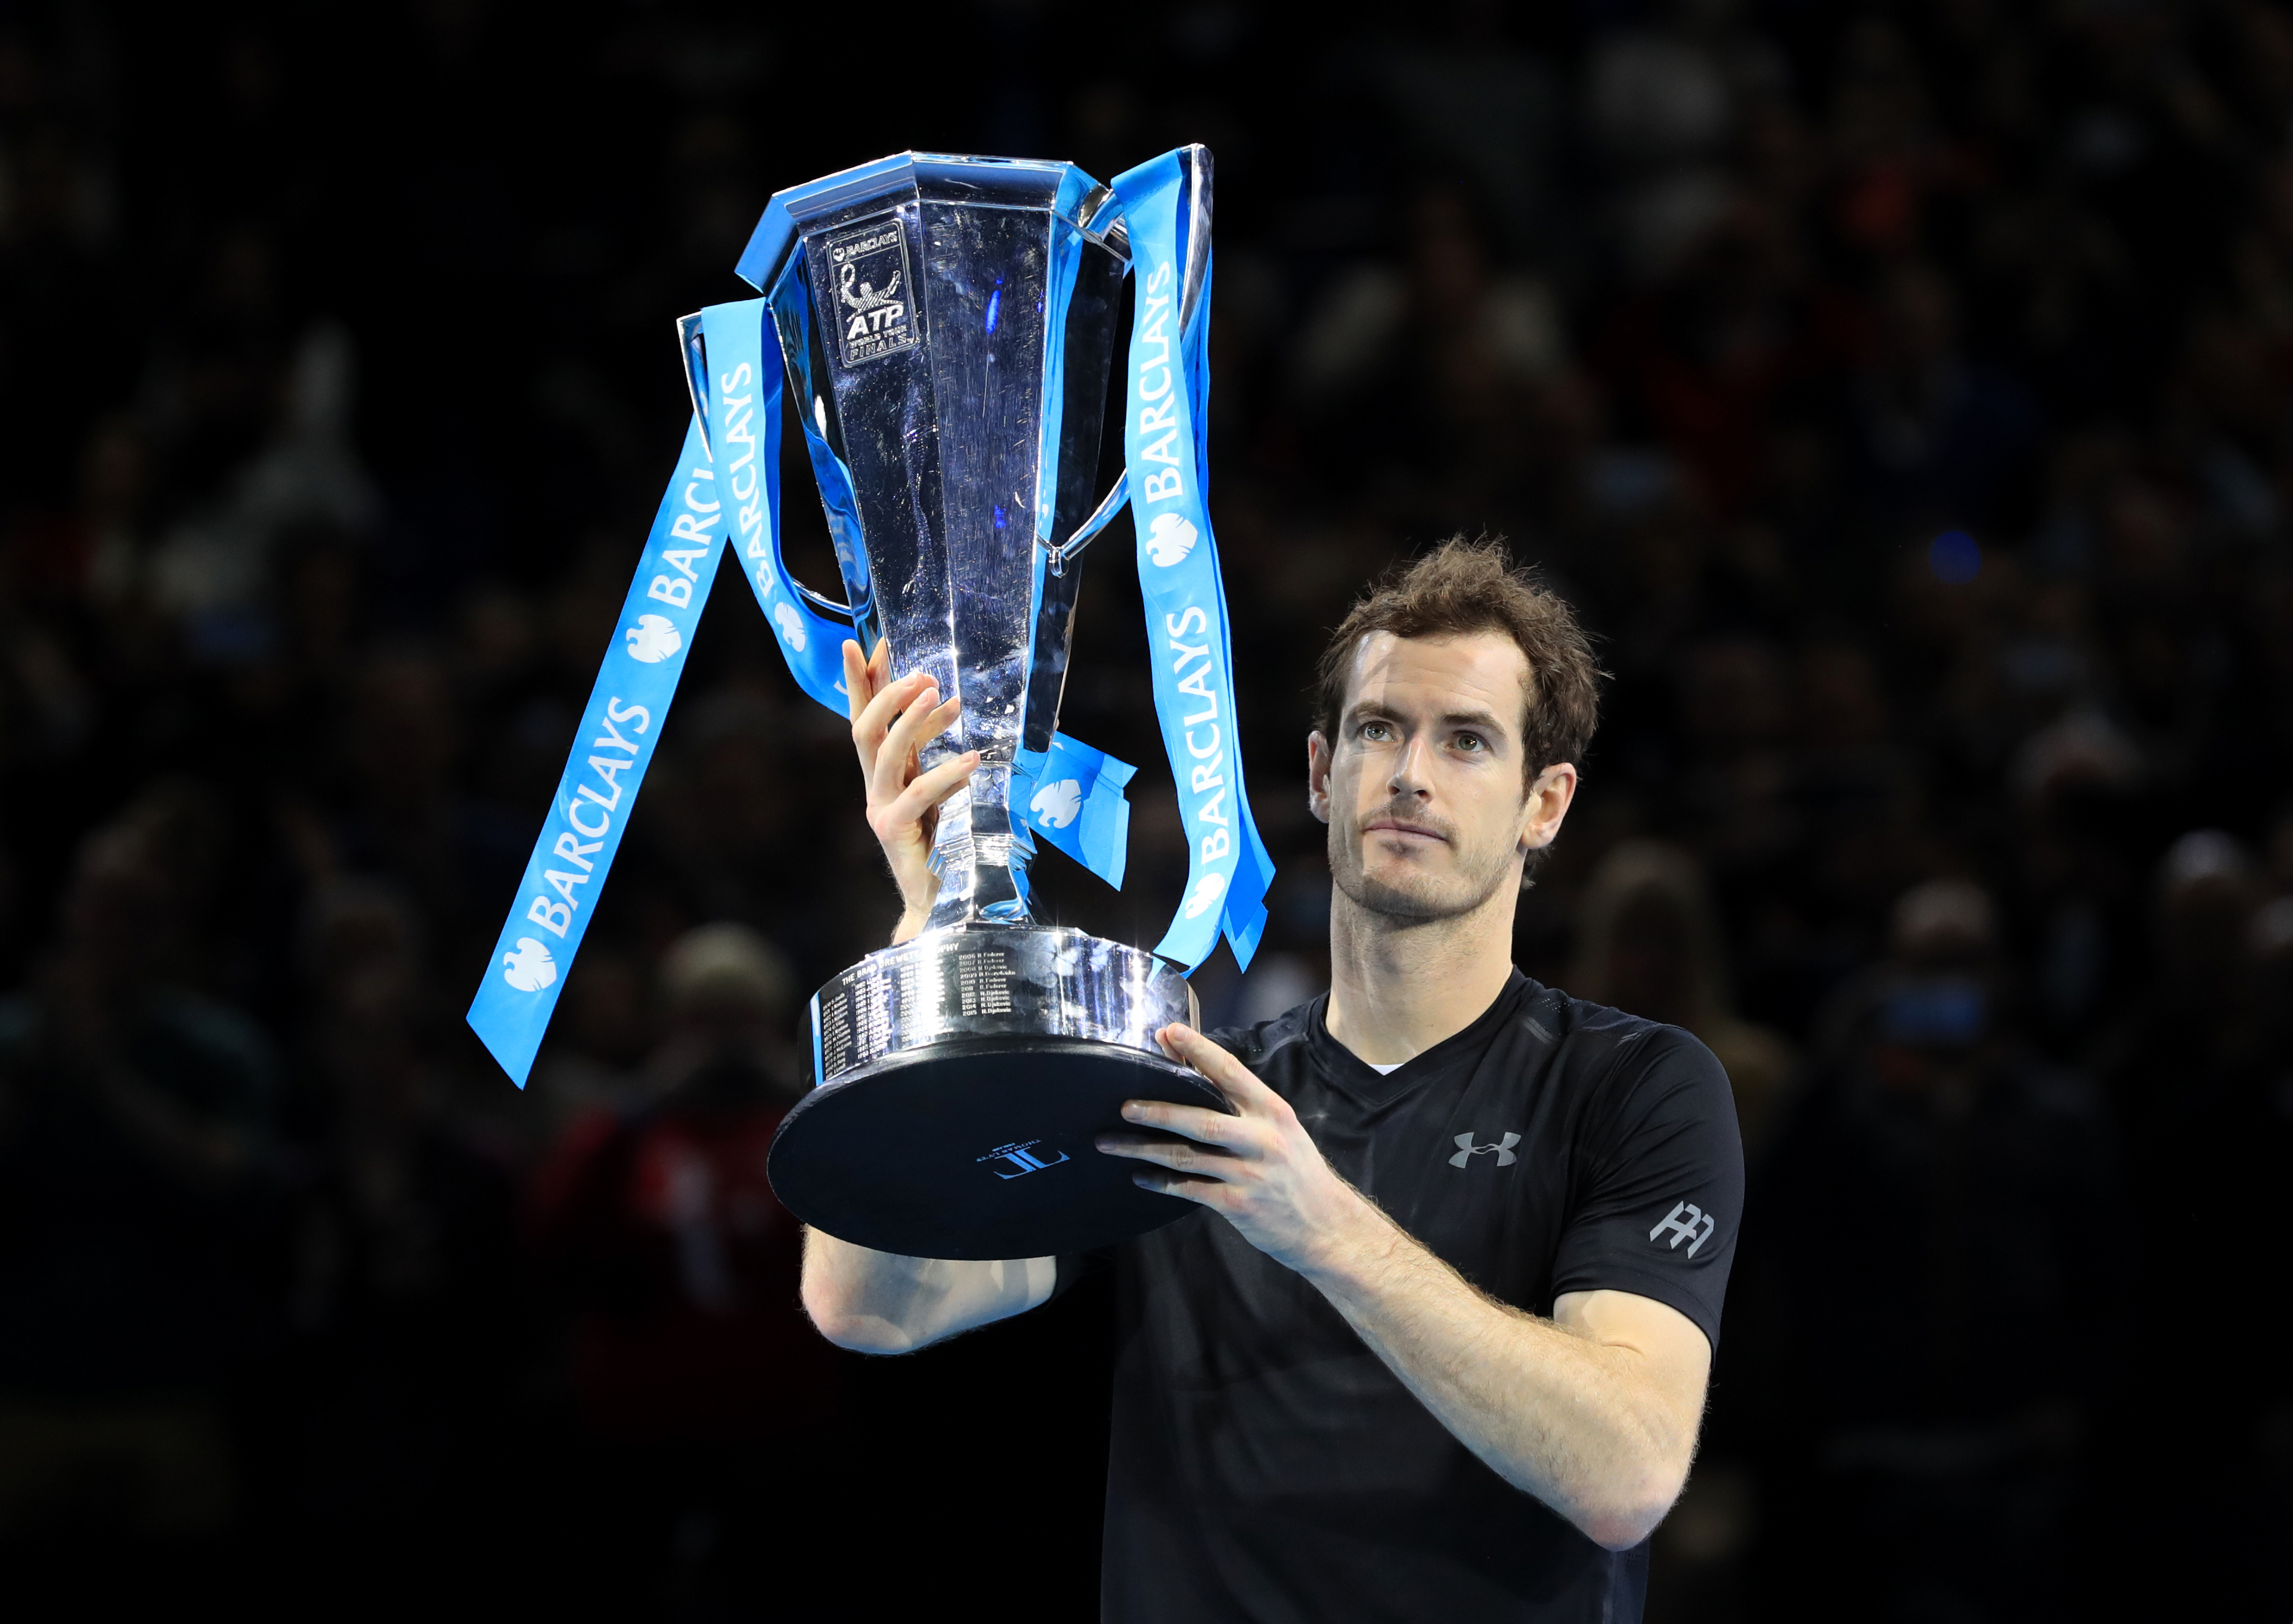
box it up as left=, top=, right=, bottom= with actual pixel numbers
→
left=1449, top=1132, right=1520, bottom=1168
left=976, top=1139, right=1070, bottom=1180
left=1649, top=1200, right=1716, bottom=1257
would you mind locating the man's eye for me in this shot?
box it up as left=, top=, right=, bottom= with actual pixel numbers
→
left=1455, top=733, right=1486, bottom=752
left=1361, top=721, right=1392, bottom=741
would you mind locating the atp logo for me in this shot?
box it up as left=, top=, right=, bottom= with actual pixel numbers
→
left=1030, top=777, right=1083, bottom=830
left=1449, top=1132, right=1520, bottom=1168
left=625, top=614, right=683, bottom=664
left=773, top=601, right=808, bottom=652
left=1145, top=512, right=1198, bottom=568
left=1181, top=870, right=1227, bottom=919
left=1649, top=1200, right=1717, bottom=1257
left=501, top=937, right=558, bottom=993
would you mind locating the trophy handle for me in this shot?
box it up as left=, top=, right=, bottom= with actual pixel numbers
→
left=678, top=312, right=712, bottom=452
left=1041, top=145, right=1213, bottom=580
left=1046, top=470, right=1129, bottom=577
left=791, top=578, right=857, bottom=617
left=1176, top=143, right=1214, bottom=334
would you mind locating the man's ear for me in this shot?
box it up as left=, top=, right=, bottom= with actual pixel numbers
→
left=1518, top=763, right=1578, bottom=856
left=1306, top=730, right=1333, bottom=826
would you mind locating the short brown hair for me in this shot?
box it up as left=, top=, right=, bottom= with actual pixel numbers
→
left=1315, top=536, right=1601, bottom=781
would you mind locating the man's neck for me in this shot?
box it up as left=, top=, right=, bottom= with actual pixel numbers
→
left=1323, top=883, right=1519, bottom=1068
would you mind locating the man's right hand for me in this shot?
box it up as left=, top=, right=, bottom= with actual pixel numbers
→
left=844, top=636, right=978, bottom=943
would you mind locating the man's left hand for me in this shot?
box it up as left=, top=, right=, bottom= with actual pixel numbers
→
left=1096, top=1023, right=1381, bottom=1275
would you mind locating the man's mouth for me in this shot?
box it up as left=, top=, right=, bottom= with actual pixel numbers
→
left=1364, top=816, right=1449, bottom=844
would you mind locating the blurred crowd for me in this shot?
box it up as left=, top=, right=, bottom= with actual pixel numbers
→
left=0, top=1, right=2288, bottom=1619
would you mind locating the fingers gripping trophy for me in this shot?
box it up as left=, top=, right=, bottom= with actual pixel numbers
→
left=467, top=148, right=1275, bottom=1259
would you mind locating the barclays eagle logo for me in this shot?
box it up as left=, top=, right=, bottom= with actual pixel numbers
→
left=773, top=601, right=808, bottom=651
left=1030, top=777, right=1083, bottom=830
left=1145, top=512, right=1198, bottom=568
left=1181, top=870, right=1227, bottom=919
left=625, top=614, right=682, bottom=664
left=501, top=937, right=558, bottom=993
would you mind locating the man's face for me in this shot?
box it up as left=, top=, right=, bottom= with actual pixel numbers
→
left=1309, top=631, right=1576, bottom=923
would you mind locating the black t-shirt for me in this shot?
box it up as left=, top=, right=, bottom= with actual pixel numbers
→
left=1089, top=971, right=1743, bottom=1624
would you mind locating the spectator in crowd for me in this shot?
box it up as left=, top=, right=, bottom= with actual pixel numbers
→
left=1768, top=879, right=2122, bottom=1620
left=528, top=923, right=841, bottom=1614
left=0, top=785, right=277, bottom=1552
left=264, top=876, right=519, bottom=1582
left=2087, top=832, right=2288, bottom=1614
left=1567, top=838, right=1796, bottom=1152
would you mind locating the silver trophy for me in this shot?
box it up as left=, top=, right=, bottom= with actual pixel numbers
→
left=743, top=151, right=1226, bottom=1260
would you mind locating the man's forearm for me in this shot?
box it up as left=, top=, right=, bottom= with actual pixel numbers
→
left=800, top=1229, right=1054, bottom=1354
left=1296, top=1198, right=1695, bottom=1549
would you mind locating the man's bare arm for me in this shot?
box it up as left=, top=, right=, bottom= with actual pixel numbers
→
left=1301, top=1222, right=1709, bottom=1548
left=801, top=1231, right=1057, bottom=1354
left=798, top=639, right=1051, bottom=1355
left=1100, top=1024, right=1710, bottom=1550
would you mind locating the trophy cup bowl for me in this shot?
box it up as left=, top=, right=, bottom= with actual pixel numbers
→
left=747, top=153, right=1229, bottom=1260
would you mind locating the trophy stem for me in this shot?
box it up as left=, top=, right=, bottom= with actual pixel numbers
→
left=926, top=770, right=1030, bottom=929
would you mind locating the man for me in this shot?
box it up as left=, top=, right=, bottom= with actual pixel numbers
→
left=802, top=539, right=1742, bottom=1622
left=530, top=923, right=845, bottom=1613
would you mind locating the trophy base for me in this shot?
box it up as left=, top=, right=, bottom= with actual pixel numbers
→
left=767, top=923, right=1219, bottom=1259
left=767, top=1036, right=1225, bottom=1259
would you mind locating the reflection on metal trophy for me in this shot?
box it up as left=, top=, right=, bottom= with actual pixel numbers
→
left=467, top=145, right=1273, bottom=1261
left=751, top=149, right=1259, bottom=1261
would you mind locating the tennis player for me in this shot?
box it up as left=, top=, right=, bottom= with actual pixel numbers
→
left=804, top=539, right=1742, bottom=1623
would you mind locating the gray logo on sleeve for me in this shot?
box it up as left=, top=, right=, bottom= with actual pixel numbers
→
left=1650, top=1200, right=1717, bottom=1257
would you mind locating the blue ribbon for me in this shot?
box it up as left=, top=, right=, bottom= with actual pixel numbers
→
left=1110, top=151, right=1273, bottom=974
left=469, top=299, right=853, bottom=1086
left=704, top=299, right=852, bottom=712
left=1012, top=734, right=1135, bottom=889
left=466, top=416, right=727, bottom=1086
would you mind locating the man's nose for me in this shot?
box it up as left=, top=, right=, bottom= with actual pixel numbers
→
left=1388, top=734, right=1434, bottom=797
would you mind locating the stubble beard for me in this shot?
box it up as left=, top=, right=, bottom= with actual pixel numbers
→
left=1328, top=802, right=1518, bottom=926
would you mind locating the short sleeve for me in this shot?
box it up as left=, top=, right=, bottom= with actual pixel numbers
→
left=1548, top=1027, right=1744, bottom=1352
left=1050, top=1246, right=1114, bottom=1303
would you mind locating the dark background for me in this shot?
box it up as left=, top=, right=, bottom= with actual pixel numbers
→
left=1, top=0, right=2289, bottom=1617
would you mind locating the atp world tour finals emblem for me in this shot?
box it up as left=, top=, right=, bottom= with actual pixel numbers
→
left=466, top=147, right=1273, bottom=1261
left=826, top=217, right=919, bottom=366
